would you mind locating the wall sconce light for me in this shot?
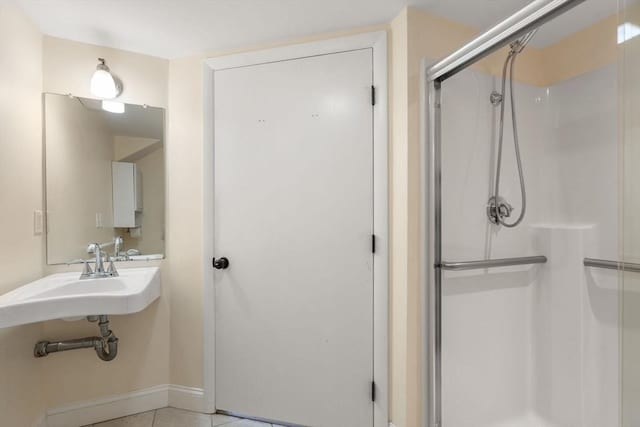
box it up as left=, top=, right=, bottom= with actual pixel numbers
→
left=90, top=58, right=122, bottom=99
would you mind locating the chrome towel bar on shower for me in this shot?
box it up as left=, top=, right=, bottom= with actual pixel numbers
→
left=584, top=258, right=640, bottom=273
left=439, top=255, right=548, bottom=271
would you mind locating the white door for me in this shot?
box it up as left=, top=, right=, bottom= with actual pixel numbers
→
left=214, top=48, right=374, bottom=427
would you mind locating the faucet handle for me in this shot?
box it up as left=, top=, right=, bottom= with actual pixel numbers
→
left=106, top=258, right=119, bottom=277
left=68, top=258, right=93, bottom=279
left=82, top=260, right=94, bottom=276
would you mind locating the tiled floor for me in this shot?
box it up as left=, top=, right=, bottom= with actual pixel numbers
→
left=84, top=407, right=286, bottom=427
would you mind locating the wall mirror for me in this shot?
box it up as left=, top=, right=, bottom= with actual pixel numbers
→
left=44, top=93, right=165, bottom=264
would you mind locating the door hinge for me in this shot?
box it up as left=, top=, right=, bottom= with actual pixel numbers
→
left=371, top=234, right=376, bottom=254
left=371, top=85, right=376, bottom=106
left=371, top=380, right=376, bottom=402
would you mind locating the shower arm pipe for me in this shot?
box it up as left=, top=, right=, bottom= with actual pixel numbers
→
left=424, top=1, right=586, bottom=427
left=426, top=0, right=586, bottom=83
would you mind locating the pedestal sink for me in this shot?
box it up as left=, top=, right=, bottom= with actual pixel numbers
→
left=0, top=267, right=160, bottom=329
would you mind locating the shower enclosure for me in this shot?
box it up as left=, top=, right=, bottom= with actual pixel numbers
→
left=423, top=0, right=639, bottom=426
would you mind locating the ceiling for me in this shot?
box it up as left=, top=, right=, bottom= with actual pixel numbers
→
left=16, top=0, right=618, bottom=59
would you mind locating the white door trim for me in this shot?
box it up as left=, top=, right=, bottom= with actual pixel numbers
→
left=202, top=31, right=389, bottom=427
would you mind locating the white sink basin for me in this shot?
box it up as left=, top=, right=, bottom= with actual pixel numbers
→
left=0, top=267, right=160, bottom=329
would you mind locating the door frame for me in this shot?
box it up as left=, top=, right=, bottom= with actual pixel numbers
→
left=202, top=31, right=389, bottom=427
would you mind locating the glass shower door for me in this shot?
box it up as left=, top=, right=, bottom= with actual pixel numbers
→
left=620, top=1, right=640, bottom=425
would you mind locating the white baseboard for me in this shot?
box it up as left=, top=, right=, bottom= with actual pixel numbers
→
left=45, top=384, right=207, bottom=427
left=168, top=384, right=207, bottom=413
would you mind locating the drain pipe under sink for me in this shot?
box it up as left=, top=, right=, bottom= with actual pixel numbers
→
left=34, top=315, right=119, bottom=361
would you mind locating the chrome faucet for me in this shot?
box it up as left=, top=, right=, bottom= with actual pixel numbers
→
left=114, top=236, right=124, bottom=259
left=81, top=242, right=119, bottom=279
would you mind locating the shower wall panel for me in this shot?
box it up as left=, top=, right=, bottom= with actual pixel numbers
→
left=439, top=63, right=618, bottom=427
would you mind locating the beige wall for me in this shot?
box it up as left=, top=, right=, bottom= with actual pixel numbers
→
left=165, top=55, right=205, bottom=387
left=113, top=135, right=160, bottom=161
left=40, top=36, right=172, bottom=408
left=43, top=36, right=168, bottom=108
left=0, top=3, right=46, bottom=426
left=45, top=93, right=116, bottom=263
left=542, top=14, right=618, bottom=85
left=389, top=9, right=412, bottom=427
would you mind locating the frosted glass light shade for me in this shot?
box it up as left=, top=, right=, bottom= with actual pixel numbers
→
left=102, top=100, right=125, bottom=114
left=90, top=58, right=121, bottom=99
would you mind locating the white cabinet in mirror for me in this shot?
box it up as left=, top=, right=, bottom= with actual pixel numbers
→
left=44, top=93, right=165, bottom=264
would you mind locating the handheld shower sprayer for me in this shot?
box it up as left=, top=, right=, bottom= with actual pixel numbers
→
left=487, top=29, right=537, bottom=228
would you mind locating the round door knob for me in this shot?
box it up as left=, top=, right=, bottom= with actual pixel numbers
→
left=213, top=257, right=230, bottom=270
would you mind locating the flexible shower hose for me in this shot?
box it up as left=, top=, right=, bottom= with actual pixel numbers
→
left=493, top=49, right=527, bottom=228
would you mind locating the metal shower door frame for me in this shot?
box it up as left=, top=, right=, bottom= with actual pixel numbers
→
left=423, top=1, right=587, bottom=426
